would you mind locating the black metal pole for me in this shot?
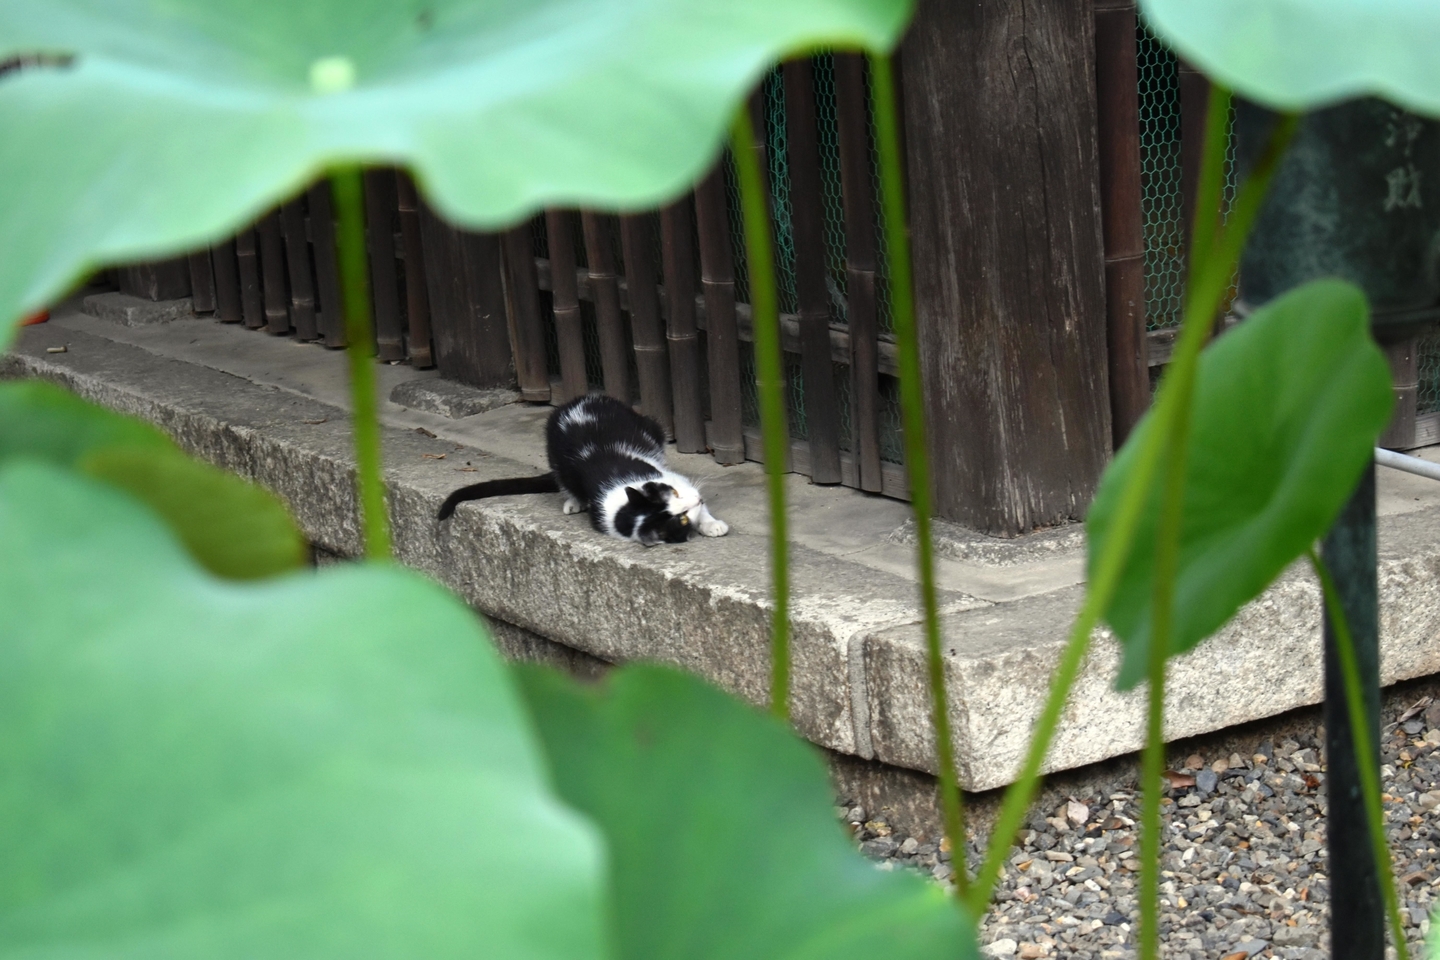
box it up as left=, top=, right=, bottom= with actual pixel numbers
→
left=1322, top=462, right=1384, bottom=959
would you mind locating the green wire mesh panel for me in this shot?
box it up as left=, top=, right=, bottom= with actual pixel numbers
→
left=1419, top=330, right=1440, bottom=415
left=1135, top=22, right=1240, bottom=331
left=1136, top=22, right=1185, bottom=331
left=725, top=57, right=905, bottom=468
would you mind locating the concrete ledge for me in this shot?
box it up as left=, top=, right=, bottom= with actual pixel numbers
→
left=82, top=291, right=194, bottom=326
left=389, top=378, right=521, bottom=419
left=8, top=297, right=1440, bottom=791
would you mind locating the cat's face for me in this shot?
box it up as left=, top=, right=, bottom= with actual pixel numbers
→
left=624, top=481, right=698, bottom=545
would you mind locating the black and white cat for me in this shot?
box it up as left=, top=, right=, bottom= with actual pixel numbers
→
left=437, top=394, right=729, bottom=546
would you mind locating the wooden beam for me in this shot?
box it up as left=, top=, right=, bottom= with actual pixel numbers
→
left=899, top=0, right=1112, bottom=535
left=782, top=58, right=843, bottom=484
left=1094, top=0, right=1150, bottom=445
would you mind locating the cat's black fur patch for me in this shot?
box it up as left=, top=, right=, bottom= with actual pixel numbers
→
left=437, top=394, right=719, bottom=545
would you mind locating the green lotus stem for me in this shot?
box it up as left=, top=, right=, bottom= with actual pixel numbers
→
left=969, top=90, right=1298, bottom=914
left=1139, top=404, right=1189, bottom=960
left=1309, top=548, right=1411, bottom=960
left=867, top=52, right=967, bottom=898
left=330, top=165, right=392, bottom=561
left=729, top=109, right=791, bottom=721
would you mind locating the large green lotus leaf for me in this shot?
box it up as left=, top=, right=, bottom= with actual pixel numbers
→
left=0, top=460, right=606, bottom=959
left=1139, top=0, right=1440, bottom=116
left=0, top=0, right=912, bottom=341
left=516, top=663, right=976, bottom=960
left=1087, top=280, right=1393, bottom=690
left=0, top=380, right=305, bottom=579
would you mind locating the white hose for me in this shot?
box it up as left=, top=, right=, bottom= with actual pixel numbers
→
left=1375, top=446, right=1440, bottom=482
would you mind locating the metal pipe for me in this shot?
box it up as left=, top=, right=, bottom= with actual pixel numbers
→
left=1376, top=446, right=1440, bottom=482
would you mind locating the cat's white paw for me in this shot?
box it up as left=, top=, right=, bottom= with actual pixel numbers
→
left=698, top=517, right=729, bottom=537
left=562, top=497, right=584, bottom=515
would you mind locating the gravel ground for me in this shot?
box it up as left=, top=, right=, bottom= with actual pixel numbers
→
left=844, top=683, right=1440, bottom=959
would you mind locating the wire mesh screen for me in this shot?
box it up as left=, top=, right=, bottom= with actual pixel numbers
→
left=1136, top=23, right=1185, bottom=331
left=721, top=58, right=905, bottom=466
left=728, top=59, right=895, bottom=333
left=1419, top=330, right=1440, bottom=415
left=1135, top=22, right=1239, bottom=331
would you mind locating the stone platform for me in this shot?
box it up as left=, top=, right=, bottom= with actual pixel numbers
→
left=7, top=295, right=1440, bottom=802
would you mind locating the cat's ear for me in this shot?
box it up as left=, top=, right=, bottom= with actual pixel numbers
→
left=625, top=486, right=650, bottom=507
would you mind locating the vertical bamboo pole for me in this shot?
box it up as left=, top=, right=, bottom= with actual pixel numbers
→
left=1179, top=60, right=1211, bottom=265
left=694, top=165, right=746, bottom=463
left=545, top=209, right=590, bottom=401
left=235, top=227, right=264, bottom=329
left=187, top=250, right=216, bottom=314
left=783, top=57, right=843, bottom=483
left=280, top=197, right=319, bottom=341
left=308, top=181, right=347, bottom=348
left=363, top=168, right=405, bottom=361
left=581, top=212, right=631, bottom=401
left=258, top=209, right=291, bottom=335
left=834, top=52, right=883, bottom=492
left=210, top=239, right=243, bottom=324
left=502, top=221, right=553, bottom=400
left=620, top=213, right=674, bottom=437
left=1095, top=0, right=1150, bottom=445
left=394, top=171, right=434, bottom=366
left=661, top=194, right=708, bottom=453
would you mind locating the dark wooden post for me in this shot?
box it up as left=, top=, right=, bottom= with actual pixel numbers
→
left=898, top=0, right=1113, bottom=535
left=620, top=213, right=675, bottom=437
left=1178, top=59, right=1211, bottom=255
left=1322, top=465, right=1385, bottom=960
left=257, top=209, right=291, bottom=335
left=661, top=195, right=708, bottom=453
left=501, top=221, right=553, bottom=401
left=235, top=228, right=264, bottom=329
left=417, top=200, right=515, bottom=388
left=187, top=250, right=216, bottom=314
left=834, top=52, right=884, bottom=493
left=394, top=172, right=434, bottom=367
left=308, top=182, right=347, bottom=349
left=211, top=240, right=243, bottom=324
left=545, top=209, right=590, bottom=402
left=694, top=165, right=746, bottom=464
left=581, top=212, right=632, bottom=402
left=1094, top=0, right=1150, bottom=445
left=280, top=198, right=318, bottom=341
left=363, top=169, right=405, bottom=361
left=783, top=58, right=844, bottom=484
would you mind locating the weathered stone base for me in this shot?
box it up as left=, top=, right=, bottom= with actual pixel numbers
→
left=82, top=291, right=194, bottom=326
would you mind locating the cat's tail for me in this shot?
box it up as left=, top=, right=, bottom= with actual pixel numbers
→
left=436, top=473, right=561, bottom=521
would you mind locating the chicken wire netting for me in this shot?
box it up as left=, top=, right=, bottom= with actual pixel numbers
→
left=1136, top=21, right=1238, bottom=331
left=1419, top=331, right=1440, bottom=415
left=723, top=57, right=905, bottom=465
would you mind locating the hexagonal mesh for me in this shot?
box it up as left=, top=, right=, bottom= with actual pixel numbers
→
left=1419, top=330, right=1440, bottom=415
left=721, top=58, right=905, bottom=465
left=1136, top=21, right=1238, bottom=330
left=1136, top=23, right=1185, bottom=331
